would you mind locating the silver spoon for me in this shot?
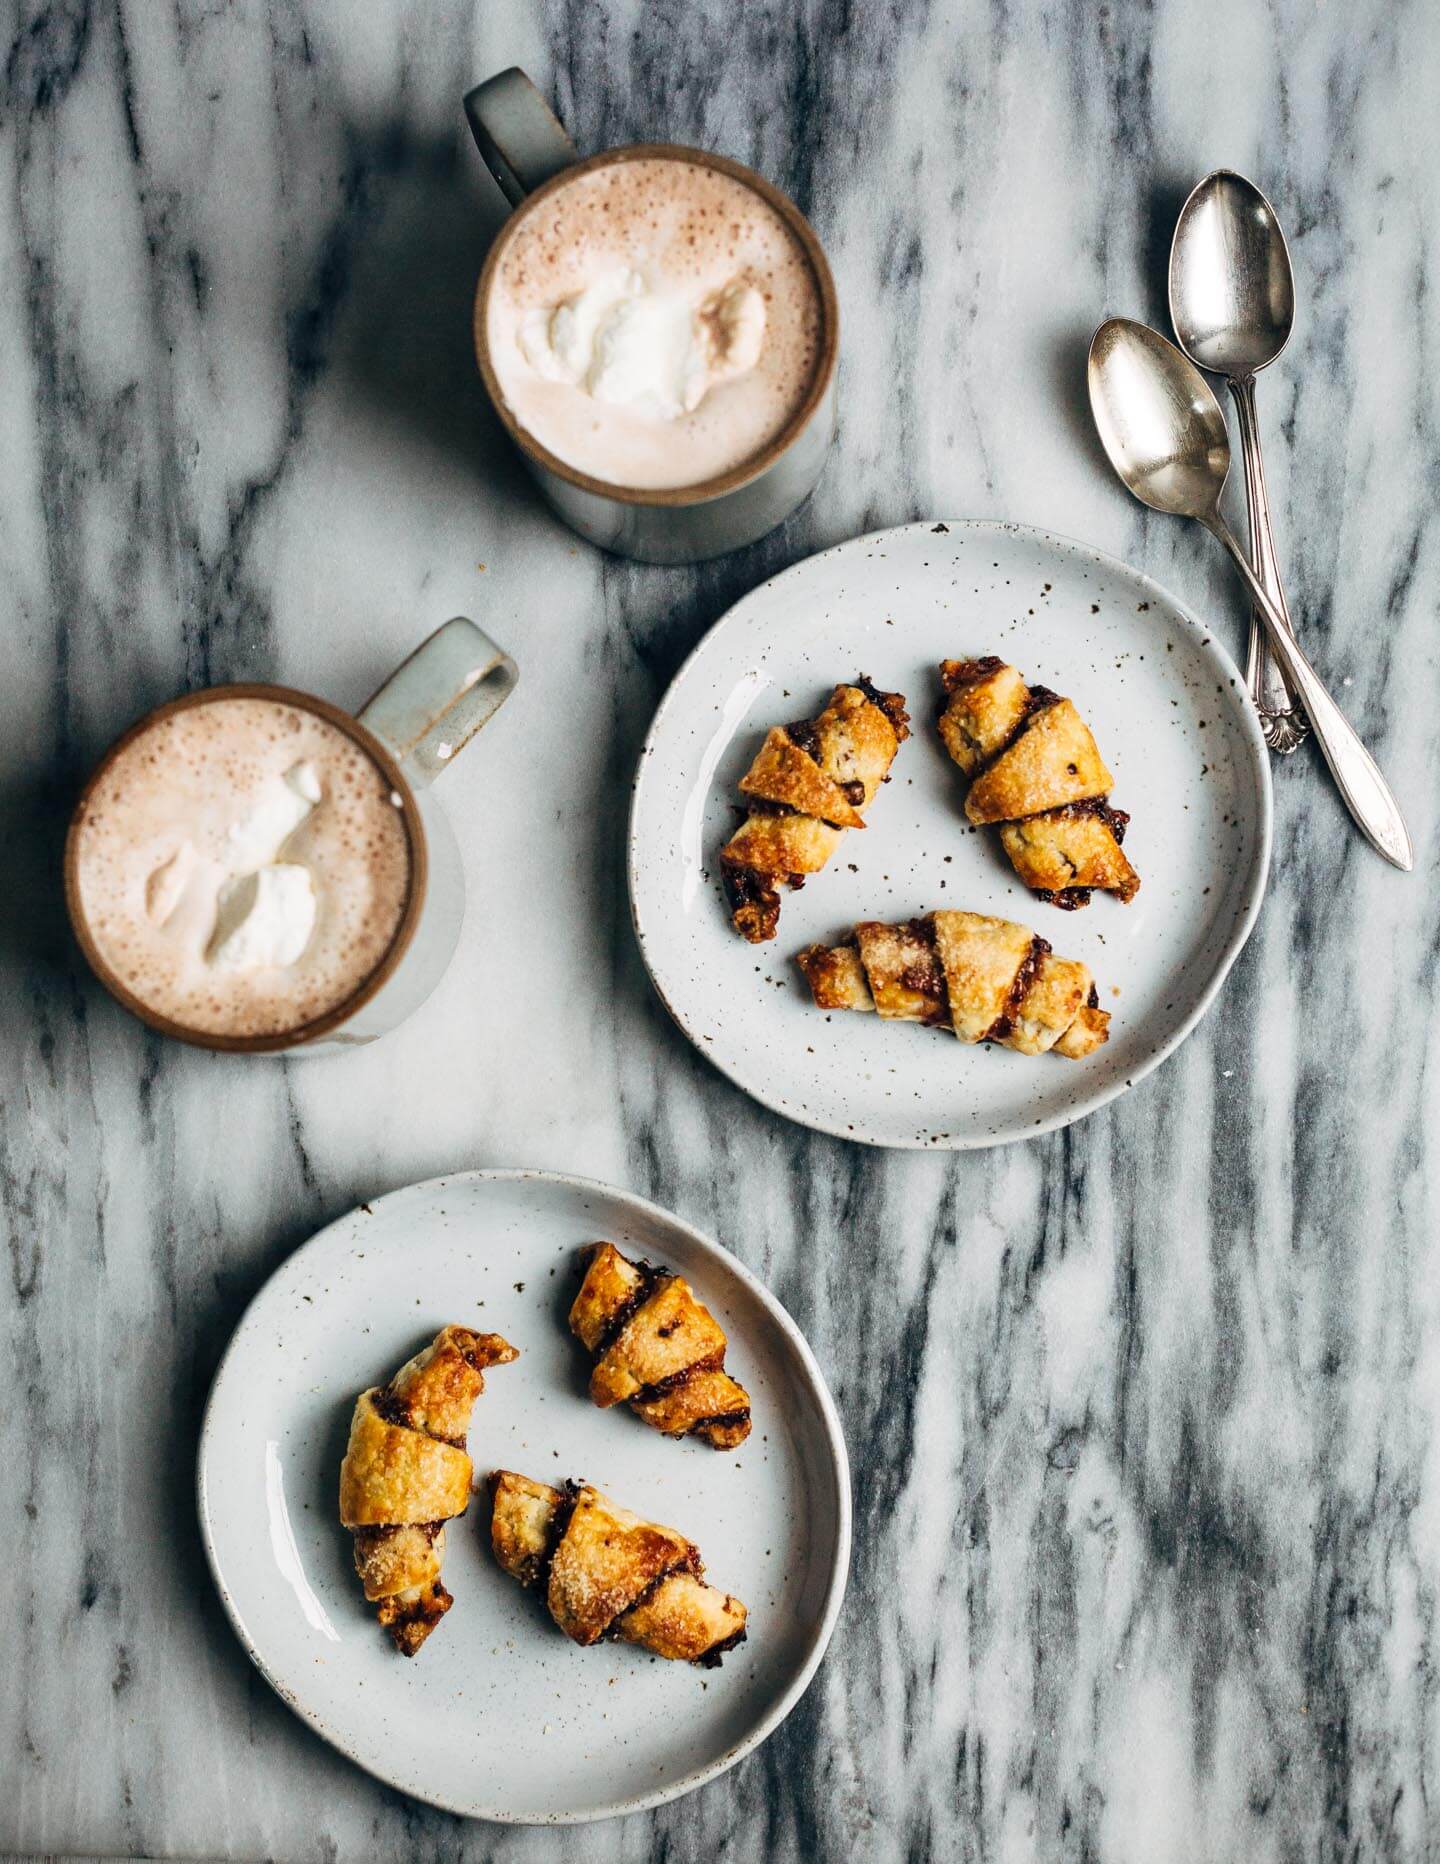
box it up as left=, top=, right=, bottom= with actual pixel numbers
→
left=1169, top=169, right=1308, bottom=755
left=1087, top=317, right=1412, bottom=871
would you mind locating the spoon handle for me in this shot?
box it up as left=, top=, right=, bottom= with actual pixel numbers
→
left=1229, top=375, right=1310, bottom=754
left=1207, top=516, right=1413, bottom=870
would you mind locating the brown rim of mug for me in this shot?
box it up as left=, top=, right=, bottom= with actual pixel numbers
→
left=472, top=143, right=840, bottom=508
left=63, top=684, right=429, bottom=1054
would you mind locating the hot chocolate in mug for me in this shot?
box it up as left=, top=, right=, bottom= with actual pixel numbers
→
left=65, top=618, right=516, bottom=1053
left=465, top=68, right=839, bottom=564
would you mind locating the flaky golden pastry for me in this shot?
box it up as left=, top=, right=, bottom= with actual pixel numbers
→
left=740, top=726, right=867, bottom=829
left=936, top=657, right=1031, bottom=775
left=721, top=677, right=909, bottom=941
left=569, top=1242, right=751, bottom=1449
left=936, top=659, right=1139, bottom=908
left=964, top=698, right=1112, bottom=823
left=339, top=1390, right=474, bottom=1528
left=337, top=1326, right=518, bottom=1655
left=797, top=908, right=1110, bottom=1059
left=998, top=809, right=1138, bottom=900
left=489, top=1471, right=748, bottom=1666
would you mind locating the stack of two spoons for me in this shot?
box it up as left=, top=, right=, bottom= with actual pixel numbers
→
left=1087, top=170, right=1411, bottom=871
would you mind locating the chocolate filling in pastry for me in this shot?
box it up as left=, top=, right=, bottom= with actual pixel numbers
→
left=337, top=1326, right=519, bottom=1656
left=719, top=676, right=910, bottom=942
left=489, top=1471, right=749, bottom=1667
left=568, top=1242, right=753, bottom=1450
left=935, top=657, right=1139, bottom=907
left=796, top=908, right=1110, bottom=1060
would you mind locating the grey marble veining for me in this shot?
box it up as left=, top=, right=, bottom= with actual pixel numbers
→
left=3, top=0, right=1439, bottom=1858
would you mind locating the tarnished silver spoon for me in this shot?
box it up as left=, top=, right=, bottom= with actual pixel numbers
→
left=1170, top=169, right=1308, bottom=754
left=1088, top=317, right=1411, bottom=870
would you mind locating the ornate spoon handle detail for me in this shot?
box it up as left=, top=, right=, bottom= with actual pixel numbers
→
left=1229, top=374, right=1309, bottom=753
left=1205, top=515, right=1412, bottom=869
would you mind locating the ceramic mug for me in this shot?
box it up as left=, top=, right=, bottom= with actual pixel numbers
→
left=64, top=618, right=516, bottom=1054
left=464, top=68, right=839, bottom=565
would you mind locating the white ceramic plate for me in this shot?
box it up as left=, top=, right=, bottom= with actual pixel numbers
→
left=197, top=1170, right=850, bottom=1824
left=629, top=521, right=1271, bottom=1148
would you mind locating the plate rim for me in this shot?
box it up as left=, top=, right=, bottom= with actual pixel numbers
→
left=196, top=1166, right=853, bottom=1825
left=627, top=517, right=1274, bottom=1150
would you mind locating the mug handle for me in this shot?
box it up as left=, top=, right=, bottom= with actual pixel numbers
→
left=463, top=67, right=579, bottom=207
left=358, top=618, right=517, bottom=791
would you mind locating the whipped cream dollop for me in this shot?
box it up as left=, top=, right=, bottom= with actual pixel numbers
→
left=145, top=841, right=198, bottom=924
left=208, top=864, right=317, bottom=970
left=520, top=270, right=766, bottom=420
left=224, top=760, right=322, bottom=870
left=144, top=759, right=324, bottom=973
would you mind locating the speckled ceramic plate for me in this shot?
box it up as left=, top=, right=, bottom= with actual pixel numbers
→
left=197, top=1169, right=849, bottom=1824
left=629, top=520, right=1272, bottom=1148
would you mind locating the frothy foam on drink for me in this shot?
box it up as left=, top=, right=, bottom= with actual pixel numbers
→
left=487, top=156, right=824, bottom=491
left=72, top=697, right=413, bottom=1039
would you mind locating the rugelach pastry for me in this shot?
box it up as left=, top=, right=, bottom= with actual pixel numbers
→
left=936, top=657, right=1139, bottom=908
left=569, top=1242, right=751, bottom=1449
left=797, top=909, right=1110, bottom=1058
left=489, top=1471, right=748, bottom=1666
left=721, top=676, right=910, bottom=941
left=338, top=1326, right=518, bottom=1654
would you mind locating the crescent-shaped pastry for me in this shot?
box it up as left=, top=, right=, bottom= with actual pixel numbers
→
left=569, top=1242, right=751, bottom=1449
left=797, top=908, right=1110, bottom=1058
left=489, top=1471, right=748, bottom=1666
left=936, top=658, right=1139, bottom=908
left=338, top=1325, right=518, bottom=1654
left=721, top=677, right=910, bottom=941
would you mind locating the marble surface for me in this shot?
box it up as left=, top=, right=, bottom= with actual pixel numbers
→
left=3, top=0, right=1438, bottom=1858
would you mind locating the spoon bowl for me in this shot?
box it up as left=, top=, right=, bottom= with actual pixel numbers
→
left=1086, top=318, right=1231, bottom=517
left=1169, top=170, right=1295, bottom=378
